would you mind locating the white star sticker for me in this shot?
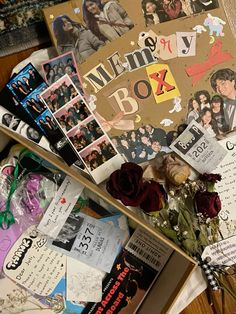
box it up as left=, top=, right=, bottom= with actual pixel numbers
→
left=82, top=82, right=88, bottom=89
left=49, top=14, right=54, bottom=19
left=130, top=41, right=135, bottom=46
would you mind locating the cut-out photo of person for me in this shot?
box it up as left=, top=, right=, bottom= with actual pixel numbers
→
left=141, top=0, right=170, bottom=26
left=210, top=68, right=236, bottom=131
left=191, top=0, right=219, bottom=13
left=83, top=0, right=134, bottom=42
left=197, top=107, right=219, bottom=138
left=52, top=15, right=105, bottom=64
left=194, top=90, right=211, bottom=110
left=186, top=97, right=200, bottom=124
left=210, top=95, right=229, bottom=134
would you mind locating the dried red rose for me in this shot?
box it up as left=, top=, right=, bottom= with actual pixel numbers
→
left=195, top=191, right=221, bottom=218
left=199, top=173, right=222, bottom=183
left=140, top=180, right=167, bottom=213
left=106, top=162, right=148, bottom=206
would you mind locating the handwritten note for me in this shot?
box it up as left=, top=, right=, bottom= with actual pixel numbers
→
left=37, top=176, right=84, bottom=239
left=66, top=257, right=104, bottom=302
left=3, top=226, right=65, bottom=296
left=214, top=134, right=236, bottom=221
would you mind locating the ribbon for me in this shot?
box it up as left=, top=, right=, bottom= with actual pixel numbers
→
left=0, top=149, right=44, bottom=229
left=185, top=40, right=233, bottom=86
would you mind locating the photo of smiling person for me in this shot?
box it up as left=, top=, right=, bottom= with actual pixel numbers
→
left=210, top=68, right=236, bottom=131
left=52, top=15, right=105, bottom=64
left=83, top=0, right=134, bottom=42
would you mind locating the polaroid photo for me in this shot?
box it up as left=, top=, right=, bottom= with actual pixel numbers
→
left=40, top=74, right=124, bottom=184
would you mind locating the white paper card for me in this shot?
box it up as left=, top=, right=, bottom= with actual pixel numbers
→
left=48, top=213, right=125, bottom=272
left=170, top=121, right=227, bottom=173
left=214, top=134, right=236, bottom=221
left=66, top=257, right=104, bottom=302
left=202, top=236, right=236, bottom=266
left=37, top=175, right=84, bottom=238
left=3, top=226, right=65, bottom=296
left=125, top=227, right=173, bottom=271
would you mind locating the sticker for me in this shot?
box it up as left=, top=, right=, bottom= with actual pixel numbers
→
left=146, top=64, right=180, bottom=104
left=169, top=97, right=182, bottom=113
left=170, top=120, right=227, bottom=173
left=214, top=134, right=236, bottom=221
left=202, top=236, right=236, bottom=266
left=203, top=14, right=226, bottom=37
left=37, top=176, right=84, bottom=239
left=192, top=25, right=207, bottom=34
left=66, top=257, right=104, bottom=302
left=176, top=32, right=197, bottom=57
left=160, top=118, right=173, bottom=127
left=185, top=40, right=233, bottom=86
left=158, top=34, right=177, bottom=60
left=125, top=227, right=173, bottom=271
left=3, top=226, right=65, bottom=296
left=47, top=212, right=125, bottom=273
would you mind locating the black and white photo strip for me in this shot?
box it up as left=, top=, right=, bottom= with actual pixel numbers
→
left=6, top=63, right=82, bottom=167
left=41, top=51, right=84, bottom=96
left=40, top=74, right=124, bottom=183
left=0, top=105, right=54, bottom=151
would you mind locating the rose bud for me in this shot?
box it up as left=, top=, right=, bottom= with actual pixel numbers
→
left=106, top=162, right=148, bottom=206
left=195, top=191, right=221, bottom=218
left=140, top=180, right=167, bottom=213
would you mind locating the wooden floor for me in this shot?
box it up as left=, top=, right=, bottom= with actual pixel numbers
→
left=1, top=1, right=236, bottom=308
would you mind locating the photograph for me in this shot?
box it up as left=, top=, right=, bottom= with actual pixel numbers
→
left=52, top=215, right=84, bottom=252
left=42, top=51, right=83, bottom=88
left=67, top=115, right=103, bottom=152
left=79, top=135, right=117, bottom=171
left=184, top=68, right=236, bottom=138
left=40, top=75, right=79, bottom=113
left=35, top=109, right=59, bottom=136
left=1, top=113, right=20, bottom=131
left=52, top=1, right=134, bottom=63
left=54, top=96, right=91, bottom=132
left=21, top=83, right=47, bottom=119
left=141, top=0, right=219, bottom=26
left=111, top=124, right=170, bottom=164
left=7, top=64, right=44, bottom=101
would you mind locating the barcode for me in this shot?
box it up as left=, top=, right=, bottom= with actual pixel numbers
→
left=127, top=242, right=160, bottom=267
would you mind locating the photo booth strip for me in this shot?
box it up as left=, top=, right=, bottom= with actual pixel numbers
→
left=6, top=63, right=83, bottom=167
left=40, top=74, right=125, bottom=184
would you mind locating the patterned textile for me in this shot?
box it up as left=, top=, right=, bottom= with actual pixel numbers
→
left=0, top=0, right=66, bottom=57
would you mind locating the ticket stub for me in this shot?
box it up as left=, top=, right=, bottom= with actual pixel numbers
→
left=125, top=227, right=173, bottom=271
left=170, top=121, right=227, bottom=173
left=47, top=213, right=125, bottom=273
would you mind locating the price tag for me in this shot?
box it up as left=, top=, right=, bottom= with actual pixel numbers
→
left=47, top=213, right=125, bottom=273
left=170, top=121, right=227, bottom=173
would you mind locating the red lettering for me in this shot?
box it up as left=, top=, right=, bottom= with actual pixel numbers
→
left=149, top=69, right=175, bottom=96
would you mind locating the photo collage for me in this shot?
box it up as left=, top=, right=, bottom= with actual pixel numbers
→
left=40, top=75, right=123, bottom=181
left=6, top=63, right=81, bottom=166
left=50, top=0, right=219, bottom=64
